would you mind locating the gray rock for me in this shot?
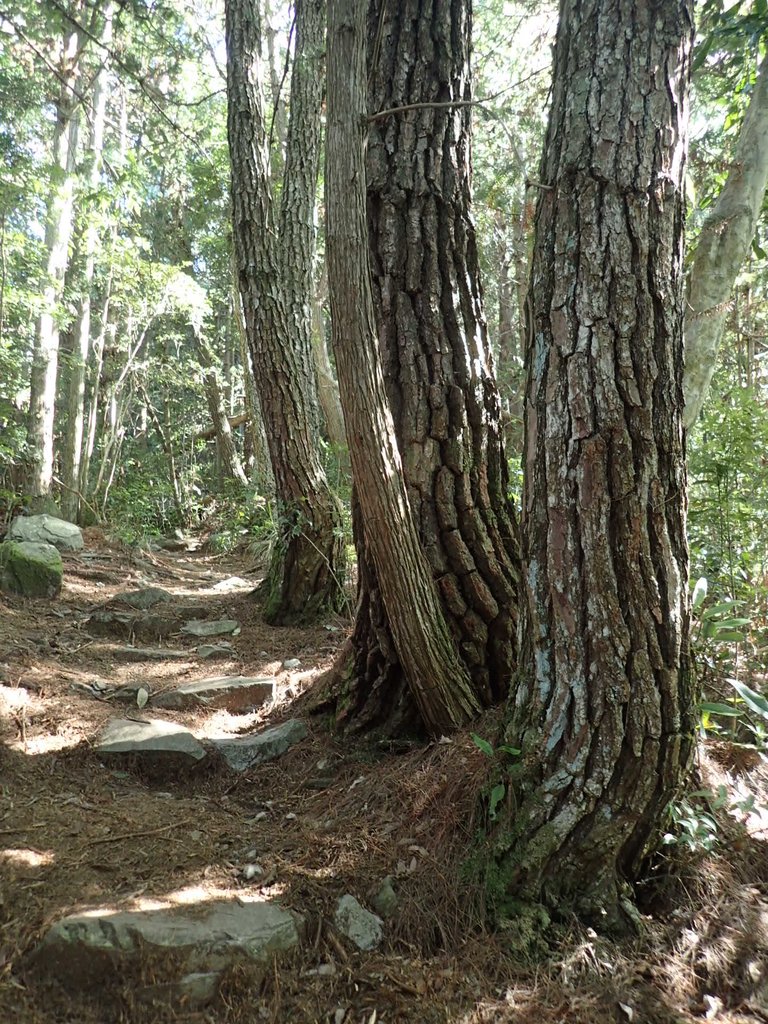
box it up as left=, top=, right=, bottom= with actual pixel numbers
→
left=197, top=641, right=235, bottom=659
left=0, top=540, right=63, bottom=598
left=112, top=646, right=189, bottom=662
left=334, top=895, right=383, bottom=951
left=153, top=676, right=274, bottom=712
left=8, top=513, right=84, bottom=551
left=87, top=604, right=209, bottom=641
left=113, top=587, right=174, bottom=610
left=95, top=718, right=207, bottom=767
left=211, top=576, right=250, bottom=592
left=372, top=877, right=398, bottom=919
left=212, top=719, right=307, bottom=772
left=282, top=658, right=302, bottom=670
left=181, top=618, right=240, bottom=638
left=30, top=898, right=302, bottom=1003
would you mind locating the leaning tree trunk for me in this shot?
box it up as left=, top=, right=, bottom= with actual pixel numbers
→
left=195, top=334, right=248, bottom=487
left=498, top=0, right=695, bottom=926
left=331, top=0, right=520, bottom=734
left=226, top=0, right=345, bottom=624
left=683, top=49, right=768, bottom=427
left=28, top=29, right=81, bottom=505
left=327, top=0, right=481, bottom=736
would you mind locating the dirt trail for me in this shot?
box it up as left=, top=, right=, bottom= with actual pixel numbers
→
left=1, top=534, right=767, bottom=1023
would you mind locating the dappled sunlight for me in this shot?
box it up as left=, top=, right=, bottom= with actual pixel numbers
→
left=0, top=848, right=54, bottom=868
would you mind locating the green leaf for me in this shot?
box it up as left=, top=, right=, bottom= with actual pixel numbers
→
left=692, top=576, right=708, bottom=610
left=471, top=733, right=494, bottom=758
left=701, top=600, right=740, bottom=619
left=488, top=783, right=505, bottom=820
left=729, top=679, right=768, bottom=719
left=497, top=744, right=522, bottom=758
left=699, top=701, right=743, bottom=717
left=711, top=630, right=746, bottom=643
left=753, top=239, right=767, bottom=260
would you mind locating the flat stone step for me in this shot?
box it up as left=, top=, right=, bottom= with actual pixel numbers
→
left=29, top=897, right=303, bottom=1006
left=153, top=676, right=275, bottom=712
left=94, top=718, right=207, bottom=769
left=212, top=719, right=307, bottom=772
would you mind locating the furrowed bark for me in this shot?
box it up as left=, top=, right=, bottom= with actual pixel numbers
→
left=500, top=0, right=695, bottom=925
left=326, top=0, right=481, bottom=735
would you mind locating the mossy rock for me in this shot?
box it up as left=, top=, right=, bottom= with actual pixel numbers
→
left=0, top=540, right=63, bottom=598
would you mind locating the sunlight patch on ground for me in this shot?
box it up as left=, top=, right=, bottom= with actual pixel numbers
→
left=11, top=732, right=82, bottom=756
left=1, top=848, right=54, bottom=868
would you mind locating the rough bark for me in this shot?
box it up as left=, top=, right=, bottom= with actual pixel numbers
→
left=683, top=50, right=768, bottom=427
left=326, top=0, right=481, bottom=736
left=28, top=29, right=81, bottom=503
left=226, top=0, right=345, bottom=623
left=332, top=0, right=520, bottom=733
left=61, top=2, right=113, bottom=522
left=499, top=0, right=695, bottom=924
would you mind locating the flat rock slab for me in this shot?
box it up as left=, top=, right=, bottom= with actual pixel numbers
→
left=212, top=719, right=307, bottom=772
left=8, top=513, right=84, bottom=551
left=30, top=898, right=302, bottom=1004
left=197, top=641, right=235, bottom=659
left=87, top=604, right=209, bottom=640
left=111, top=646, right=190, bottom=662
left=95, top=718, right=207, bottom=767
left=181, top=618, right=240, bottom=638
left=154, top=676, right=275, bottom=712
left=0, top=540, right=63, bottom=598
left=111, top=587, right=174, bottom=610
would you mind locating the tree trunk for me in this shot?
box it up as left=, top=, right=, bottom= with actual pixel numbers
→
left=226, top=0, right=345, bottom=623
left=311, top=267, right=347, bottom=452
left=331, top=0, right=520, bottom=733
left=683, top=50, right=768, bottom=427
left=196, top=335, right=248, bottom=486
left=61, top=3, right=113, bottom=522
left=499, top=0, right=695, bottom=925
left=27, top=29, right=81, bottom=504
left=326, top=0, right=481, bottom=735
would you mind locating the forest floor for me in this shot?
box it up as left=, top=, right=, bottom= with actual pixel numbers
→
left=2, top=532, right=768, bottom=1023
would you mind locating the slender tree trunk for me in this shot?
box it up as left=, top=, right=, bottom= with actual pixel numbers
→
left=61, top=3, right=113, bottom=522
left=683, top=50, right=768, bottom=427
left=330, top=0, right=520, bottom=733
left=195, top=334, right=248, bottom=486
left=327, top=0, right=481, bottom=735
left=499, top=0, right=695, bottom=926
left=312, top=268, right=346, bottom=451
left=231, top=264, right=273, bottom=492
left=80, top=287, right=111, bottom=501
left=28, top=29, right=81, bottom=503
left=265, top=0, right=287, bottom=180
left=227, top=0, right=345, bottom=624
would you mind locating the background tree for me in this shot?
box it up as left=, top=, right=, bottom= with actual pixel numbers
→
left=226, top=0, right=346, bottom=624
left=684, top=11, right=768, bottom=426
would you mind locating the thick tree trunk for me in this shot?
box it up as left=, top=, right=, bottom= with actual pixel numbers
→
left=499, top=0, right=695, bottom=924
left=327, top=0, right=481, bottom=735
left=683, top=50, right=768, bottom=427
left=226, top=0, right=345, bottom=623
left=333, top=0, right=520, bottom=733
left=28, top=30, right=81, bottom=503
left=61, top=3, right=113, bottom=522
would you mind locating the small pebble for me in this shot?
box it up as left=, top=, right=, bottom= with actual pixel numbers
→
left=282, top=658, right=301, bottom=670
left=242, top=863, right=263, bottom=880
